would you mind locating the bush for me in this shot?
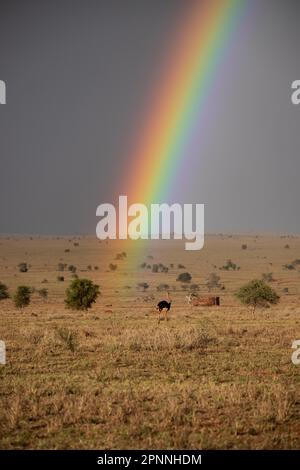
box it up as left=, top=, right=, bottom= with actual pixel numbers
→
left=57, top=263, right=66, bottom=272
left=68, top=264, right=77, bottom=273
left=137, top=282, right=149, bottom=292
left=178, top=264, right=186, bottom=269
left=262, top=272, right=274, bottom=282
left=152, top=264, right=158, bottom=273
left=283, top=259, right=300, bottom=271
left=176, top=272, right=192, bottom=283
left=109, top=263, right=117, bottom=271
left=0, top=281, right=9, bottom=300
left=189, top=283, right=200, bottom=292
left=115, top=252, right=126, bottom=260
left=37, top=288, right=48, bottom=300
left=57, top=276, right=64, bottom=282
left=65, top=278, right=100, bottom=311
left=221, top=259, right=239, bottom=271
left=14, top=286, right=31, bottom=309
left=241, top=244, right=247, bottom=250
left=152, top=263, right=169, bottom=273
left=157, top=283, right=170, bottom=292
left=18, top=262, right=28, bottom=273
left=235, top=279, right=279, bottom=314
left=206, top=273, right=221, bottom=290
left=283, top=264, right=295, bottom=270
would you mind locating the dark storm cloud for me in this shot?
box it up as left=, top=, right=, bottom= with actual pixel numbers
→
left=0, top=0, right=299, bottom=234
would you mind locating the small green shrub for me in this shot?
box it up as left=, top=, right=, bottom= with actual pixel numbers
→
left=206, top=273, right=221, bottom=290
left=137, top=282, right=149, bottom=291
left=157, top=283, right=170, bottom=292
left=221, top=259, right=239, bottom=271
left=115, top=252, right=126, bottom=260
left=283, top=264, right=295, bottom=270
left=189, top=283, right=200, bottom=292
left=152, top=264, right=158, bottom=273
left=0, top=282, right=9, bottom=300
left=37, top=288, right=48, bottom=300
left=14, top=286, right=31, bottom=309
left=176, top=272, right=192, bottom=283
left=68, top=265, right=77, bottom=274
left=18, top=262, right=28, bottom=273
left=262, top=272, right=274, bottom=282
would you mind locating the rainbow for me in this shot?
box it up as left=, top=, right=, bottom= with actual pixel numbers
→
left=125, top=0, right=246, bottom=206
left=116, top=0, right=247, bottom=277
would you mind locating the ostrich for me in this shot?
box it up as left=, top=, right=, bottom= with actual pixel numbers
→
left=156, top=292, right=171, bottom=323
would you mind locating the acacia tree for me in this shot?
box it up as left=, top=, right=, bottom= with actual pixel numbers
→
left=235, top=279, right=279, bottom=315
left=65, top=278, right=100, bottom=311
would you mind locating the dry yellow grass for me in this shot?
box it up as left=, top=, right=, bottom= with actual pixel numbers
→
left=0, top=234, right=300, bottom=449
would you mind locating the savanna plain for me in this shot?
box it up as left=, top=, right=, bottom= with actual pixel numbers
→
left=0, top=234, right=300, bottom=449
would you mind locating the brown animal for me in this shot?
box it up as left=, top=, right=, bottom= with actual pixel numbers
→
left=186, top=294, right=220, bottom=307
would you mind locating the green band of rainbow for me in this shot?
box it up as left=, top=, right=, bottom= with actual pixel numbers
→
left=119, top=0, right=247, bottom=276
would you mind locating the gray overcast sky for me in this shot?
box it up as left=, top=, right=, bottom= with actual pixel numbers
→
left=0, top=0, right=299, bottom=235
